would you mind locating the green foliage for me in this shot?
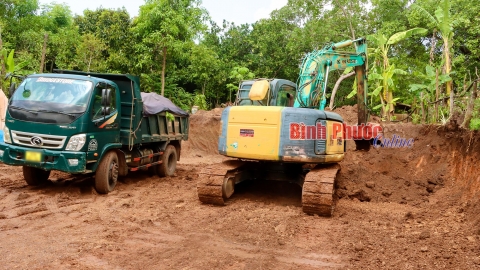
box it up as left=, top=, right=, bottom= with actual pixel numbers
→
left=0, top=0, right=476, bottom=120
left=411, top=113, right=421, bottom=124
left=193, top=94, right=208, bottom=110
left=469, top=119, right=480, bottom=131
left=164, top=86, right=194, bottom=112
left=367, top=28, right=427, bottom=119
left=165, top=112, right=175, bottom=122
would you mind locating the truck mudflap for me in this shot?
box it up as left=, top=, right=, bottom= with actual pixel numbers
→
left=0, top=143, right=87, bottom=173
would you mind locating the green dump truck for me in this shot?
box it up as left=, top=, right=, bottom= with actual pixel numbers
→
left=0, top=70, right=189, bottom=193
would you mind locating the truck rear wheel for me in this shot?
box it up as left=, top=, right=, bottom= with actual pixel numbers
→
left=158, top=145, right=177, bottom=177
left=95, top=151, right=119, bottom=194
left=23, top=166, right=50, bottom=186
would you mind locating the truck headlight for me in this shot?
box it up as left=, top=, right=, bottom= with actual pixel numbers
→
left=65, top=134, right=86, bottom=151
left=3, top=126, right=12, bottom=144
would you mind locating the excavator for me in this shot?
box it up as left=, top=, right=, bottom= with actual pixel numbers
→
left=196, top=38, right=370, bottom=216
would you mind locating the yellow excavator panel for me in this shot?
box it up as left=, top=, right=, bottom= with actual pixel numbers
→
left=326, top=120, right=344, bottom=154
left=225, top=106, right=282, bottom=160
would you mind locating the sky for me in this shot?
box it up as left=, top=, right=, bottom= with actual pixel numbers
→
left=38, top=0, right=288, bottom=26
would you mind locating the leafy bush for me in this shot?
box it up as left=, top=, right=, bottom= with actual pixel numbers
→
left=193, top=94, right=208, bottom=110
left=165, top=112, right=175, bottom=122
left=470, top=119, right=480, bottom=130
left=411, top=113, right=421, bottom=124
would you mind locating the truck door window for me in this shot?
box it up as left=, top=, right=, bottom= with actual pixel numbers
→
left=92, top=84, right=116, bottom=120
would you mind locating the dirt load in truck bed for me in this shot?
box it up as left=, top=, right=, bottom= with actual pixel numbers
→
left=0, top=106, right=479, bottom=269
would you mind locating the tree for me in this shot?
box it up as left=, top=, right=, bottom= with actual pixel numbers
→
left=74, top=33, right=107, bottom=72
left=410, top=0, right=455, bottom=96
left=226, top=66, right=255, bottom=103
left=133, top=0, right=206, bottom=96
left=74, top=7, right=133, bottom=73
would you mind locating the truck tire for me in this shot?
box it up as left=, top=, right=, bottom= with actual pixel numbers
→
left=95, top=151, right=119, bottom=194
left=158, top=145, right=177, bottom=177
left=23, top=166, right=50, bottom=186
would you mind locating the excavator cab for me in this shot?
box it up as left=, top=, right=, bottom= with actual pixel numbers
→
left=234, top=79, right=296, bottom=107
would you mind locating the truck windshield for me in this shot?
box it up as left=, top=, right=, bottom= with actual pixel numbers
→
left=10, top=77, right=93, bottom=113
left=8, top=77, right=93, bottom=124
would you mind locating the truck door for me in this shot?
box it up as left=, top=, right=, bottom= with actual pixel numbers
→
left=87, top=83, right=120, bottom=159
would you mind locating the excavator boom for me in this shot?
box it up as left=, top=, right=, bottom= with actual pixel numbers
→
left=295, top=38, right=368, bottom=127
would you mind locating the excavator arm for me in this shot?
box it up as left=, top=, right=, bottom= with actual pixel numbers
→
left=294, top=38, right=368, bottom=126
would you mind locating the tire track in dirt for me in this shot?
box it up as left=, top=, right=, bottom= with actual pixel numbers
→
left=123, top=229, right=344, bottom=269
left=0, top=191, right=19, bottom=219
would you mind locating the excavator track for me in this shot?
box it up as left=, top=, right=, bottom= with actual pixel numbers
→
left=302, top=164, right=340, bottom=217
left=196, top=160, right=246, bottom=206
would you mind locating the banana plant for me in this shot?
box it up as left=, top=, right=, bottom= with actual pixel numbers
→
left=408, top=64, right=453, bottom=123
left=409, top=65, right=452, bottom=94
left=365, top=28, right=427, bottom=120
left=410, top=0, right=455, bottom=96
left=1, top=49, right=29, bottom=95
left=2, top=49, right=29, bottom=76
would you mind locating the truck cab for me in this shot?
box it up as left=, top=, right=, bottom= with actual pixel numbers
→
left=0, top=70, right=189, bottom=194
left=2, top=73, right=120, bottom=173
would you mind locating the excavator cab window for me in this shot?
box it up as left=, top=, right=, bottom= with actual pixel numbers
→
left=236, top=83, right=268, bottom=106
left=275, top=85, right=296, bottom=107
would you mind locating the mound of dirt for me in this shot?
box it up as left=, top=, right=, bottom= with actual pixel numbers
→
left=333, top=104, right=381, bottom=125
left=182, top=108, right=223, bottom=157
left=338, top=124, right=447, bottom=204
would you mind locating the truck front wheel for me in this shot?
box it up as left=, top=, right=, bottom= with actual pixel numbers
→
left=95, top=151, right=119, bottom=194
left=158, top=145, right=177, bottom=177
left=23, top=166, right=51, bottom=186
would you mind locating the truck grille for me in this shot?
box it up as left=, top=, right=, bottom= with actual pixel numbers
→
left=11, top=130, right=67, bottom=149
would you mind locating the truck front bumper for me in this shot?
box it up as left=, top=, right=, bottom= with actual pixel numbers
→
left=0, top=143, right=87, bottom=173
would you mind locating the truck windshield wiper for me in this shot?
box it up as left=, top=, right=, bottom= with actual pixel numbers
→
left=36, top=109, right=77, bottom=118
left=9, top=106, right=38, bottom=115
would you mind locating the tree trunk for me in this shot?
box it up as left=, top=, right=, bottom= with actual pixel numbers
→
left=435, top=68, right=439, bottom=122
left=421, top=91, right=425, bottom=124
left=329, top=71, right=355, bottom=110
left=50, top=59, right=54, bottom=72
left=161, top=47, right=167, bottom=96
left=338, top=2, right=355, bottom=40
left=39, top=33, right=48, bottom=73
left=461, top=81, right=477, bottom=128
left=444, top=38, right=452, bottom=96
left=449, top=86, right=454, bottom=117
left=429, top=30, right=436, bottom=65
left=0, top=26, right=5, bottom=78
left=87, top=55, right=92, bottom=72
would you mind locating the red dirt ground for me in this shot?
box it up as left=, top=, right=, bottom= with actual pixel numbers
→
left=0, top=107, right=479, bottom=269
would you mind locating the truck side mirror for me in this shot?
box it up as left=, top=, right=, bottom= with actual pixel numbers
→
left=9, top=82, right=16, bottom=98
left=101, top=89, right=112, bottom=106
